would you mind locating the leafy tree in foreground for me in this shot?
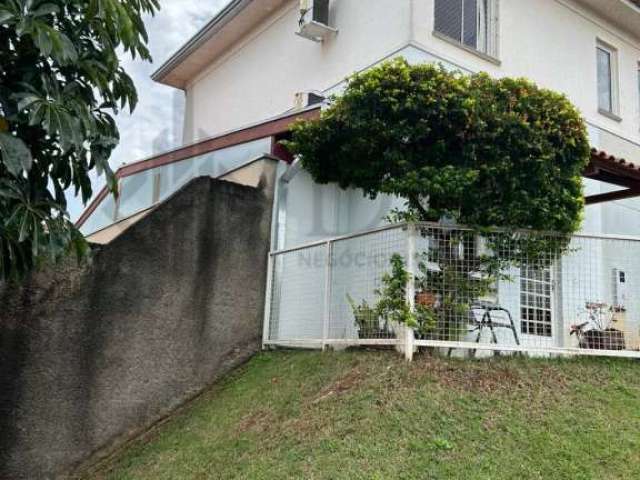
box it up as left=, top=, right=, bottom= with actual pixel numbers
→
left=0, top=0, right=159, bottom=281
left=287, top=59, right=591, bottom=340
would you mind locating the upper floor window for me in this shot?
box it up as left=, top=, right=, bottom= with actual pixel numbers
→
left=597, top=40, right=620, bottom=120
left=434, top=0, right=498, bottom=59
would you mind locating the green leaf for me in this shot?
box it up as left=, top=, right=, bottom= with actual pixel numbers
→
left=0, top=0, right=159, bottom=281
left=0, top=9, right=14, bottom=23
left=34, top=25, right=53, bottom=57
left=0, top=182, right=23, bottom=201
left=18, top=210, right=30, bottom=242
left=32, top=3, right=60, bottom=18
left=0, top=132, right=33, bottom=176
left=58, top=32, right=78, bottom=62
left=16, top=93, right=41, bottom=112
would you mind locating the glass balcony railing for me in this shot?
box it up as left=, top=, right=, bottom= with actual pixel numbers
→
left=79, top=137, right=273, bottom=236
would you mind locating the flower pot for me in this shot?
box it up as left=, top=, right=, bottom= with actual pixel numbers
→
left=581, top=329, right=626, bottom=350
left=415, top=291, right=437, bottom=308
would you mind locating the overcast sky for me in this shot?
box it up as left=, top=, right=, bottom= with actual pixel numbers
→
left=68, top=0, right=229, bottom=220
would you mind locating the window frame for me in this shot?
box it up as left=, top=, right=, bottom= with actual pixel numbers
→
left=432, top=0, right=500, bottom=63
left=596, top=39, right=621, bottom=121
left=520, top=266, right=554, bottom=338
left=637, top=61, right=640, bottom=129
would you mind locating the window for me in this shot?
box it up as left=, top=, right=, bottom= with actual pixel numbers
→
left=434, top=0, right=497, bottom=57
left=596, top=41, right=619, bottom=118
left=520, top=266, right=553, bottom=337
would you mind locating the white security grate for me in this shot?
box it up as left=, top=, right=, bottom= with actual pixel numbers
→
left=265, top=223, right=640, bottom=359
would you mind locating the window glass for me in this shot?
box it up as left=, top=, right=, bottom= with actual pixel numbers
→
left=156, top=137, right=271, bottom=201
left=435, top=0, right=463, bottom=43
left=597, top=46, right=613, bottom=112
left=462, top=0, right=478, bottom=49
left=117, top=170, right=154, bottom=220
left=79, top=194, right=116, bottom=235
left=214, top=138, right=272, bottom=177
left=520, top=266, right=553, bottom=338
left=434, top=0, right=492, bottom=55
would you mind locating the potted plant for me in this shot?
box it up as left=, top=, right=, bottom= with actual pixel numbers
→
left=415, top=291, right=437, bottom=309
left=570, top=302, right=626, bottom=350
left=347, top=295, right=386, bottom=339
left=374, top=254, right=437, bottom=339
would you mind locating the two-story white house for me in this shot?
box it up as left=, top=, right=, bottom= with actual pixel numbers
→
left=144, top=0, right=640, bottom=241
left=78, top=0, right=640, bottom=355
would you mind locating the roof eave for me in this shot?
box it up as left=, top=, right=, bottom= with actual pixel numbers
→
left=151, top=0, right=253, bottom=89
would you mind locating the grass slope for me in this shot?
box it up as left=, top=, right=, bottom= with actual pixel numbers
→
left=84, top=351, right=640, bottom=480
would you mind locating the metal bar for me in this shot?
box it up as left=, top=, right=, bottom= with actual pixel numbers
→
left=266, top=338, right=640, bottom=357
left=263, top=339, right=324, bottom=350
left=570, top=231, right=640, bottom=242
left=584, top=169, right=640, bottom=190
left=269, top=222, right=640, bottom=258
left=404, top=224, right=417, bottom=361
left=414, top=221, right=640, bottom=243
left=269, top=223, right=408, bottom=256
left=585, top=188, right=640, bottom=205
left=265, top=338, right=402, bottom=347
left=414, top=340, right=640, bottom=359
left=262, top=254, right=275, bottom=349
left=321, top=240, right=333, bottom=350
left=406, top=224, right=417, bottom=309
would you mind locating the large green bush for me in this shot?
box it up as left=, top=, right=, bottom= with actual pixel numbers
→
left=286, top=58, right=591, bottom=235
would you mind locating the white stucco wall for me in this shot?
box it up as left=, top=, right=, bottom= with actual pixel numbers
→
left=413, top=0, right=640, bottom=142
left=183, top=0, right=640, bottom=238
left=184, top=0, right=412, bottom=143
left=185, top=0, right=640, bottom=141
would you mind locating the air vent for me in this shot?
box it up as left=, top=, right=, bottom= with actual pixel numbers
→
left=293, top=91, right=326, bottom=109
left=298, top=0, right=337, bottom=42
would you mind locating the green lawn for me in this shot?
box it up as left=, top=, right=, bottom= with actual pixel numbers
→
left=83, top=351, right=640, bottom=480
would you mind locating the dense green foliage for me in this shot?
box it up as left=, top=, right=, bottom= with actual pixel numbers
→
left=0, top=0, right=159, bottom=281
left=287, top=59, right=591, bottom=234
left=85, top=351, right=640, bottom=480
left=374, top=253, right=436, bottom=336
left=348, top=254, right=437, bottom=339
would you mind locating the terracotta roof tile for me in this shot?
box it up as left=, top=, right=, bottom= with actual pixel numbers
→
left=591, top=148, right=640, bottom=173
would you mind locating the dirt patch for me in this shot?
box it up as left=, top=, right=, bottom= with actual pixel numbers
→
left=310, top=367, right=364, bottom=405
left=236, top=409, right=276, bottom=435
left=411, top=354, right=571, bottom=396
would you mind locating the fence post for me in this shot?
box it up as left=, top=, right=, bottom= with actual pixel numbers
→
left=322, top=240, right=333, bottom=351
left=404, top=223, right=417, bottom=361
left=262, top=253, right=275, bottom=349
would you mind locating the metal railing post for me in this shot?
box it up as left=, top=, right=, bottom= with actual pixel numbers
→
left=262, top=253, right=275, bottom=349
left=404, top=223, right=417, bottom=361
left=322, top=240, right=333, bottom=351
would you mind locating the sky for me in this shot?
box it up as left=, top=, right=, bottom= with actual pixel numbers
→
left=68, top=0, right=230, bottom=220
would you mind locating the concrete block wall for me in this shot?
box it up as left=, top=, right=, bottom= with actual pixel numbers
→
left=0, top=176, right=273, bottom=479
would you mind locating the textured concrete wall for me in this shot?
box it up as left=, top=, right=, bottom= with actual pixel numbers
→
left=0, top=176, right=273, bottom=479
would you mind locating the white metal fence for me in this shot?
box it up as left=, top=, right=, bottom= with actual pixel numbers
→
left=264, top=223, right=640, bottom=360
